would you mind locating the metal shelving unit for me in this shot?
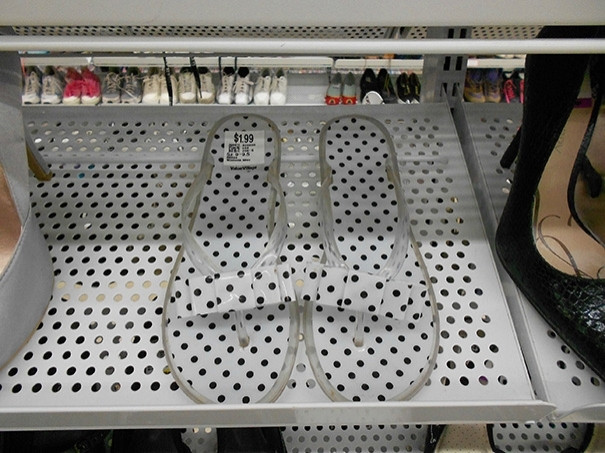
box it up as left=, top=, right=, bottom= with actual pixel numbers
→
left=1, top=1, right=605, bottom=441
left=0, top=103, right=554, bottom=429
left=456, top=102, right=605, bottom=422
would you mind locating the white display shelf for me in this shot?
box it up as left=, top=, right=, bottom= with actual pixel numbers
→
left=0, top=104, right=552, bottom=429
left=457, top=102, right=605, bottom=422
left=2, top=0, right=604, bottom=27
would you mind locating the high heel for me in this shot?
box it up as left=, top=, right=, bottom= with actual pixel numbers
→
left=568, top=55, right=605, bottom=247
left=0, top=50, right=54, bottom=368
left=495, top=26, right=605, bottom=380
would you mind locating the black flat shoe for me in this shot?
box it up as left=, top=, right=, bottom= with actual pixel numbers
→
left=495, top=26, right=605, bottom=381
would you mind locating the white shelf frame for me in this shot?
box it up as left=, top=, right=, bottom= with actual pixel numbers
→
left=1, top=2, right=605, bottom=435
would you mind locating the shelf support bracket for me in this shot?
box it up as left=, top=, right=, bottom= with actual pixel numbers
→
left=422, top=27, right=470, bottom=105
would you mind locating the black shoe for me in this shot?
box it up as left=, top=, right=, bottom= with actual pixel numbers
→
left=568, top=55, right=605, bottom=247
left=217, top=427, right=286, bottom=453
left=407, top=72, right=421, bottom=103
left=495, top=25, right=605, bottom=381
left=396, top=72, right=410, bottom=103
left=376, top=68, right=397, bottom=103
left=112, top=429, right=191, bottom=453
left=1, top=430, right=111, bottom=453
left=359, top=68, right=380, bottom=101
left=396, top=72, right=421, bottom=104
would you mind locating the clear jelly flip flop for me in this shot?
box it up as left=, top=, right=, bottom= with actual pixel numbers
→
left=162, top=114, right=299, bottom=404
left=302, top=115, right=440, bottom=402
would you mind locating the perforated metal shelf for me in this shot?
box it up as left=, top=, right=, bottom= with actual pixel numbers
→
left=0, top=104, right=551, bottom=430
left=459, top=102, right=605, bottom=422
left=181, top=422, right=596, bottom=453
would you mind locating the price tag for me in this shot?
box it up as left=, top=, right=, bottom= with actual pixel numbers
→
left=224, top=131, right=265, bottom=168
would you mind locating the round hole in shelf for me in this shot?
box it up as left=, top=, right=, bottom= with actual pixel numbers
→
left=557, top=360, right=567, bottom=370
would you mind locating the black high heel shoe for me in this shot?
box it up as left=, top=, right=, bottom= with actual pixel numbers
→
left=495, top=26, right=605, bottom=380
left=568, top=55, right=605, bottom=247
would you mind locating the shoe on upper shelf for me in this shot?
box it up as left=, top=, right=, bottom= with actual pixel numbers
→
left=62, top=67, right=84, bottom=105
left=178, top=67, right=198, bottom=104
left=408, top=72, right=421, bottom=103
left=377, top=68, right=397, bottom=104
left=217, top=66, right=236, bottom=105
left=396, top=72, right=410, bottom=104
left=40, top=66, right=64, bottom=105
left=160, top=68, right=178, bottom=105
left=121, top=67, right=143, bottom=104
left=101, top=68, right=122, bottom=104
left=234, top=66, right=254, bottom=105
left=484, top=68, right=503, bottom=103
left=359, top=68, right=379, bottom=101
left=254, top=68, right=272, bottom=105
left=397, top=72, right=421, bottom=104
left=80, top=67, right=101, bottom=105
left=198, top=67, right=215, bottom=104
left=463, top=68, right=486, bottom=103
left=22, top=66, right=42, bottom=105
left=325, top=72, right=343, bottom=105
left=341, top=72, right=357, bottom=105
left=269, top=68, right=287, bottom=105
left=503, top=70, right=524, bottom=104
left=142, top=67, right=161, bottom=104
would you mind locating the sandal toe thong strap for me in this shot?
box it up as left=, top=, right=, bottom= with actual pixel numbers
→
left=301, top=262, right=426, bottom=321
left=177, top=264, right=296, bottom=319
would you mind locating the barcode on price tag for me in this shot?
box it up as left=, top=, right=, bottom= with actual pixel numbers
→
left=224, top=131, right=265, bottom=168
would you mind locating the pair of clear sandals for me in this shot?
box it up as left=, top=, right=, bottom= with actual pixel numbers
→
left=162, top=113, right=440, bottom=404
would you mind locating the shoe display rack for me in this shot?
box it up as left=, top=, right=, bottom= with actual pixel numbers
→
left=0, top=103, right=551, bottom=429
left=456, top=101, right=605, bottom=422
left=1, top=0, right=605, bottom=443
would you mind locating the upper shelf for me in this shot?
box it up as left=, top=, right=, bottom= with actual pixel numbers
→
left=3, top=25, right=605, bottom=56
left=1, top=0, right=605, bottom=27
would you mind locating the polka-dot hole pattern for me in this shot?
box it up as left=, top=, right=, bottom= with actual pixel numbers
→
left=0, top=106, right=534, bottom=410
left=491, top=422, right=592, bottom=453
left=465, top=104, right=603, bottom=402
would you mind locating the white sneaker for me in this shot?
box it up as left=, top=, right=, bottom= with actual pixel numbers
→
left=198, top=67, right=215, bottom=104
left=254, top=68, right=272, bottom=105
left=178, top=68, right=198, bottom=104
left=234, top=67, right=254, bottom=105
left=22, top=67, right=41, bottom=104
left=142, top=68, right=161, bottom=104
left=121, top=68, right=143, bottom=104
left=40, top=66, right=64, bottom=105
left=159, top=69, right=178, bottom=105
left=269, top=69, right=287, bottom=105
left=101, top=70, right=122, bottom=104
left=217, top=67, right=236, bottom=105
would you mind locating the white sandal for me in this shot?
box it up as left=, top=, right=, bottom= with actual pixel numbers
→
left=302, top=115, right=440, bottom=402
left=163, top=114, right=299, bottom=404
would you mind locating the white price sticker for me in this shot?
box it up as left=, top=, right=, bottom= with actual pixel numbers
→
left=224, top=131, right=265, bottom=167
